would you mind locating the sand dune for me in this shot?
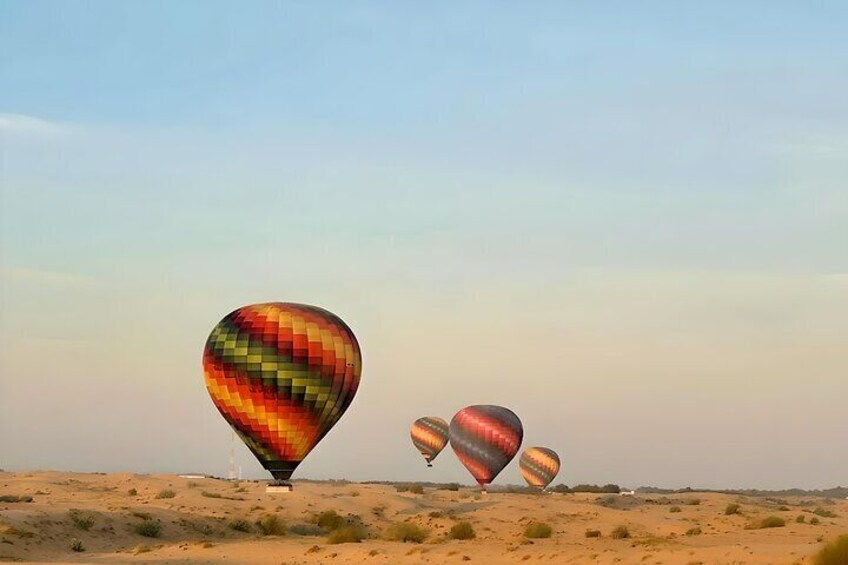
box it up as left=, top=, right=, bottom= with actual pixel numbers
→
left=1, top=471, right=845, bottom=564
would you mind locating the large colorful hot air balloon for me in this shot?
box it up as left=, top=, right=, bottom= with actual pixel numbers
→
left=410, top=417, right=450, bottom=467
left=203, top=303, right=362, bottom=487
left=519, top=447, right=560, bottom=490
left=449, top=405, right=523, bottom=491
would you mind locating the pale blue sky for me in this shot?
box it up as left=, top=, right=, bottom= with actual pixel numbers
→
left=1, top=2, right=846, bottom=488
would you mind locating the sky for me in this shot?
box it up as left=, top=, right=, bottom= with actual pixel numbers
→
left=0, top=1, right=846, bottom=490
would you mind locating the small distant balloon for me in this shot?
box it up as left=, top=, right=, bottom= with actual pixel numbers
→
left=519, top=447, right=561, bottom=490
left=410, top=417, right=450, bottom=467
left=203, top=302, right=362, bottom=484
left=450, top=405, right=523, bottom=491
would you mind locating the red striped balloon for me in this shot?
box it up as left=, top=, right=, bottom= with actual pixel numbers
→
left=449, top=405, right=523, bottom=490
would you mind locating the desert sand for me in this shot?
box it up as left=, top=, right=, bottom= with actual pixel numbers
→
left=1, top=471, right=845, bottom=564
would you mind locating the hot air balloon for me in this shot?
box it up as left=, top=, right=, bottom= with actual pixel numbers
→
left=203, top=303, right=361, bottom=490
left=519, top=447, right=560, bottom=490
left=410, top=417, right=450, bottom=467
left=449, top=405, right=523, bottom=492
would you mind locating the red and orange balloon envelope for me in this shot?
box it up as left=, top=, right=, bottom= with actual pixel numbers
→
left=203, top=302, right=362, bottom=482
left=410, top=417, right=450, bottom=467
left=519, top=447, right=561, bottom=489
left=450, top=405, right=523, bottom=490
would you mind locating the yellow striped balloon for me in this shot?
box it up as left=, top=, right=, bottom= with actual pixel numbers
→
left=410, top=417, right=449, bottom=467
left=519, top=447, right=561, bottom=489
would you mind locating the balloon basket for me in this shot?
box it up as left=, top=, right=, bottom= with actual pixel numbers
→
left=266, top=481, right=293, bottom=493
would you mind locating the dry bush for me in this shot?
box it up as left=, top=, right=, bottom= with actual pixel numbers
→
left=70, top=538, right=85, bottom=552
left=127, top=488, right=137, bottom=496
left=449, top=521, right=476, bottom=540
left=327, top=525, right=366, bottom=544
left=610, top=525, right=630, bottom=539
left=228, top=519, right=252, bottom=533
left=724, top=503, right=741, bottom=515
left=289, top=523, right=324, bottom=536
left=524, top=523, right=553, bottom=539
left=796, top=515, right=806, bottom=523
left=385, top=522, right=428, bottom=543
left=256, top=514, right=286, bottom=536
left=0, top=495, right=33, bottom=503
left=669, top=506, right=682, bottom=513
left=585, top=529, right=602, bottom=538
left=134, top=520, right=162, bottom=538
left=685, top=527, right=702, bottom=536
left=746, top=516, right=785, bottom=529
left=69, top=510, right=95, bottom=531
left=155, top=489, right=176, bottom=499
left=814, top=535, right=848, bottom=565
left=312, top=510, right=345, bottom=532
left=813, top=507, right=838, bottom=518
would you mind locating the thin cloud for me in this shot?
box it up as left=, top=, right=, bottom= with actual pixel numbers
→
left=2, top=266, right=98, bottom=288
left=0, top=113, right=69, bottom=137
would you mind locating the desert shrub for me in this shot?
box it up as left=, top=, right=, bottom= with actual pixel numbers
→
left=0, top=495, right=33, bottom=503
left=796, top=515, right=806, bottom=523
left=428, top=511, right=443, bottom=518
left=327, top=525, right=366, bottom=544
left=685, top=498, right=701, bottom=506
left=187, top=481, right=198, bottom=488
left=438, top=483, right=461, bottom=491
left=585, top=529, right=601, bottom=538
left=288, top=523, right=323, bottom=536
left=127, top=488, right=138, bottom=496
left=131, top=511, right=152, bottom=521
left=551, top=484, right=570, bottom=494
left=134, top=520, right=162, bottom=538
left=524, top=523, right=553, bottom=539
left=810, top=517, right=821, bottom=525
left=571, top=484, right=621, bottom=494
left=396, top=483, right=424, bottom=494
left=0, top=524, right=34, bottom=538
left=70, top=538, right=85, bottom=552
left=228, top=519, right=252, bottom=533
left=610, top=525, right=630, bottom=539
left=669, top=506, right=682, bottom=513
left=813, top=507, right=837, bottom=518
left=724, top=503, right=741, bottom=515
left=814, top=535, right=848, bottom=565
left=596, top=495, right=618, bottom=507
left=201, top=491, right=222, bottom=498
left=312, top=510, right=345, bottom=532
left=449, top=521, right=476, bottom=540
left=385, top=522, right=428, bottom=543
left=69, top=510, right=95, bottom=531
left=747, top=516, right=785, bottom=529
left=256, top=514, right=286, bottom=536
left=685, top=527, right=702, bottom=536
left=155, top=489, right=176, bottom=499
